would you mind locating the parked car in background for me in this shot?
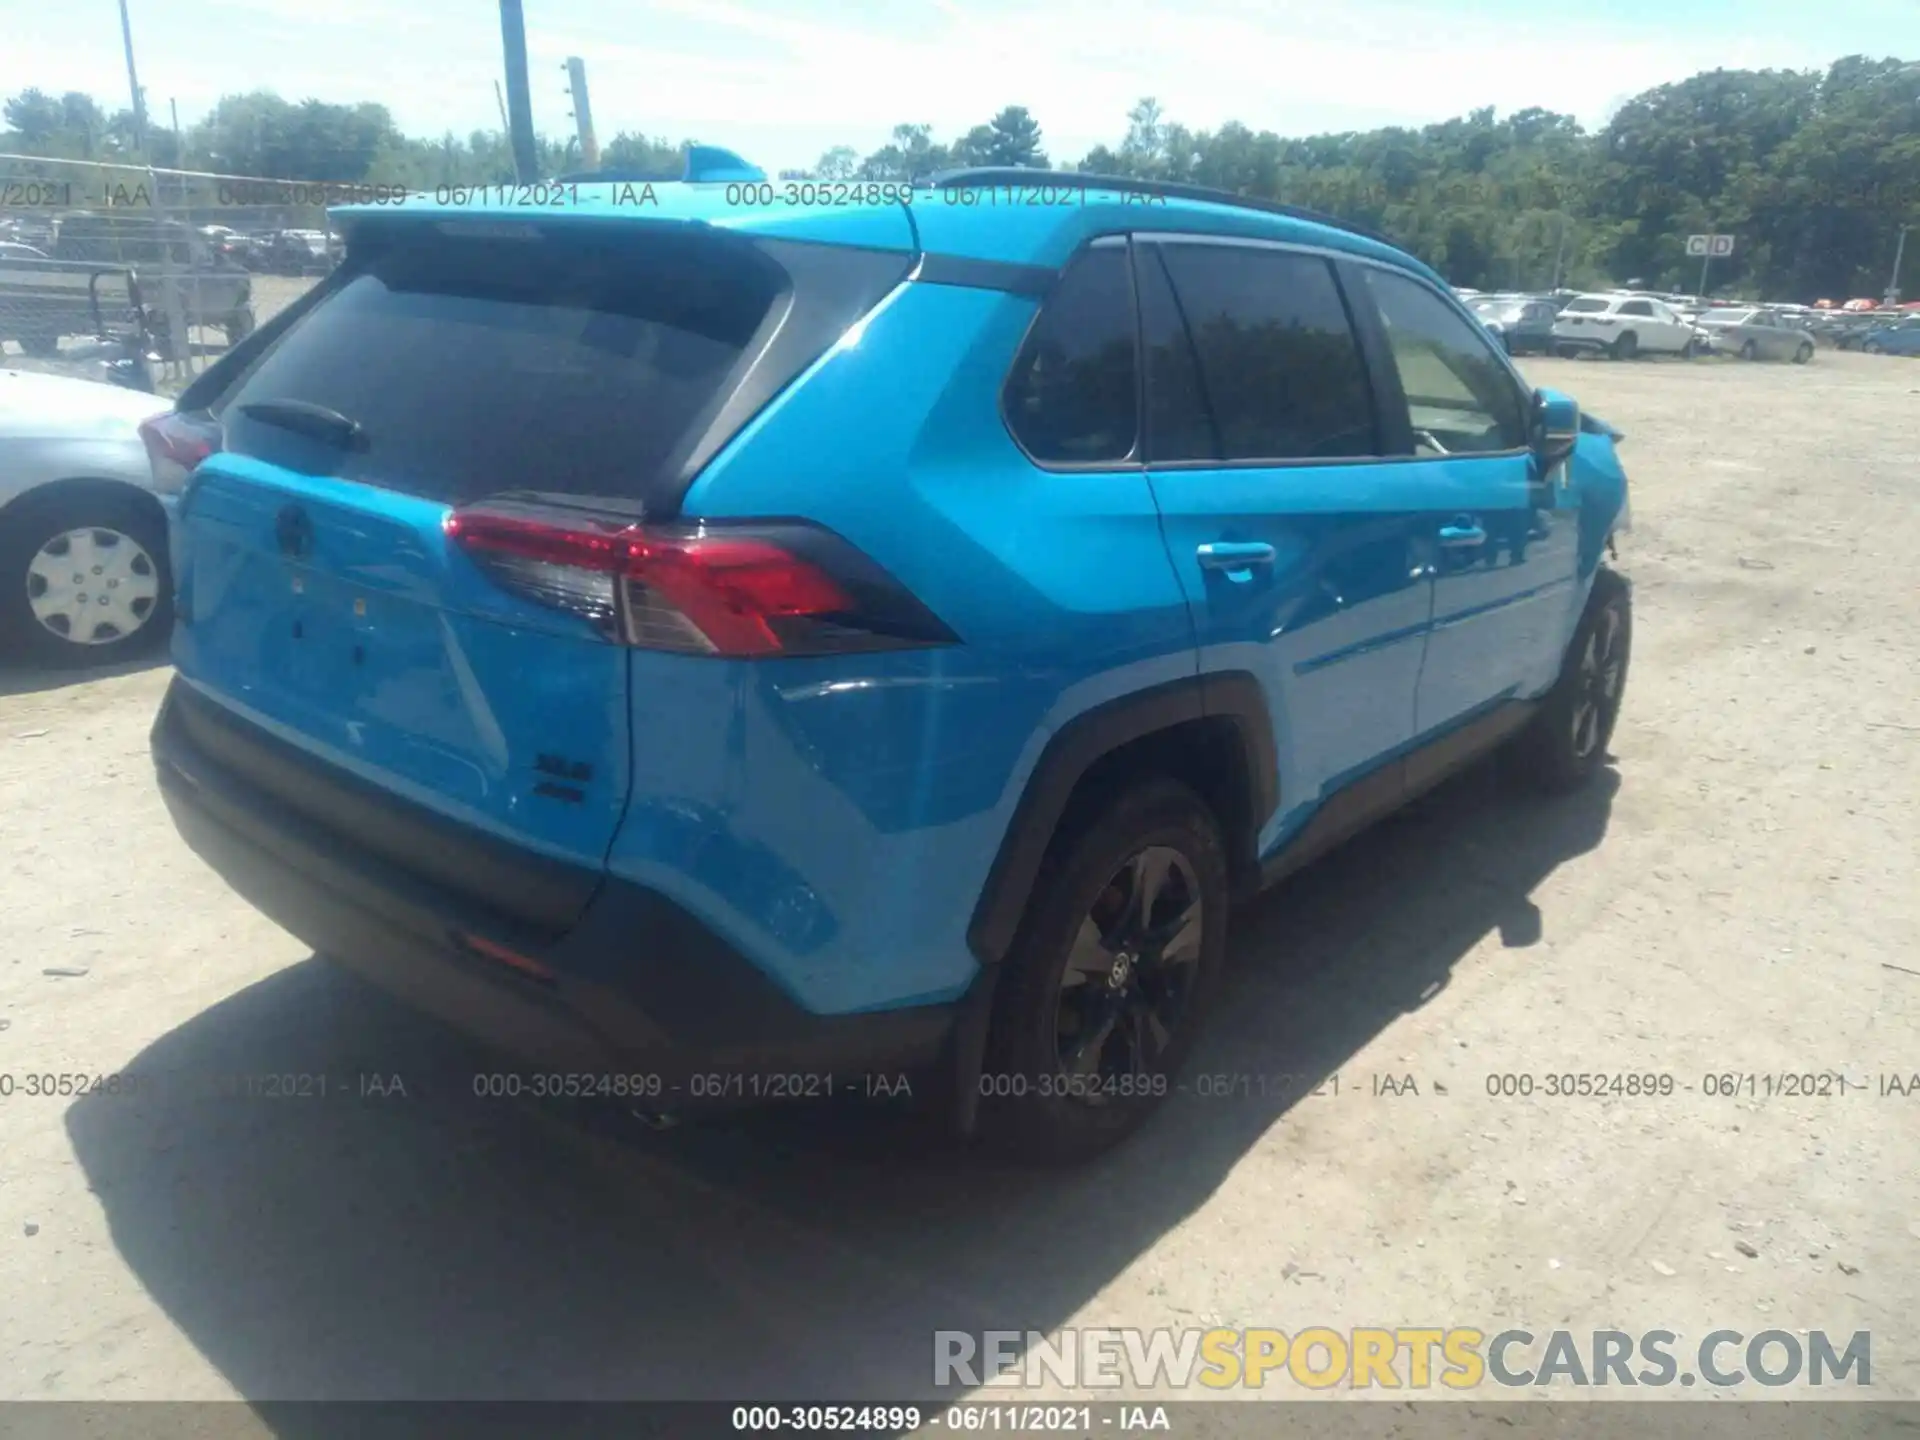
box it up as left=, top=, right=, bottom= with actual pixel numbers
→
left=1807, top=309, right=1877, bottom=348
left=1468, top=295, right=1558, bottom=354
left=1693, top=308, right=1816, bottom=363
left=147, top=167, right=1633, bottom=1160
left=198, top=225, right=258, bottom=268
left=1553, top=293, right=1695, bottom=359
left=1859, top=316, right=1920, bottom=356
left=260, top=229, right=331, bottom=275
left=0, top=368, right=173, bottom=665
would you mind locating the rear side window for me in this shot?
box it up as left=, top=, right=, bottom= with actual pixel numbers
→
left=1563, top=297, right=1609, bottom=314
left=215, top=226, right=785, bottom=504
left=1151, top=244, right=1377, bottom=463
left=1003, top=245, right=1138, bottom=465
left=1618, top=300, right=1654, bottom=317
left=1362, top=267, right=1528, bottom=457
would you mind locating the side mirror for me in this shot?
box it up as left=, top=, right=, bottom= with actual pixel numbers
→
left=1532, top=387, right=1580, bottom=468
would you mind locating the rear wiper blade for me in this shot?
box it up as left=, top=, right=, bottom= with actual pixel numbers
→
left=239, top=399, right=367, bottom=450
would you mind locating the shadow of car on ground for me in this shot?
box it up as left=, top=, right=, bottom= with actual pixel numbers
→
left=64, top=756, right=1617, bottom=1418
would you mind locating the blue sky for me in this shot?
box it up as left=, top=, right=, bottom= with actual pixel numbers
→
left=4, top=0, right=1916, bottom=172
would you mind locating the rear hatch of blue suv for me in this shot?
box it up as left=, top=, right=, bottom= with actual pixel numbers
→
left=149, top=203, right=975, bottom=1092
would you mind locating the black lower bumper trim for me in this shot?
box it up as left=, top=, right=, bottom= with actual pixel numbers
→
left=152, top=680, right=960, bottom=1100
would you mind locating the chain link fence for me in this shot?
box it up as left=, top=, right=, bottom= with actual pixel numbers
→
left=2, top=154, right=338, bottom=395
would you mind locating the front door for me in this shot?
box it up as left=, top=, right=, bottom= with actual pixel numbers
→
left=1349, top=264, right=1582, bottom=739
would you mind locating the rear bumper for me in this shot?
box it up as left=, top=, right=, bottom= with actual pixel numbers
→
left=151, top=679, right=961, bottom=1105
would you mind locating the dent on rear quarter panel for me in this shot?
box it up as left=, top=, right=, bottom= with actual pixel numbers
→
left=610, top=283, right=1196, bottom=1016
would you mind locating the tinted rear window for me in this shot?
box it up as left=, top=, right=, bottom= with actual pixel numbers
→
left=216, top=225, right=785, bottom=504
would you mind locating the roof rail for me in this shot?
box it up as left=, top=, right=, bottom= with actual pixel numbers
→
left=924, top=168, right=1396, bottom=247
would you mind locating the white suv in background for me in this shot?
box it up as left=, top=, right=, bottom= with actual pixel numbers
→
left=1553, top=293, right=1698, bottom=360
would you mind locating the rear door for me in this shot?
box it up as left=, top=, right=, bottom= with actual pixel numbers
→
left=1138, top=237, right=1430, bottom=832
left=1352, top=265, right=1581, bottom=736
left=172, top=221, right=796, bottom=880
left=1755, top=311, right=1794, bottom=360
left=1614, top=298, right=1670, bottom=352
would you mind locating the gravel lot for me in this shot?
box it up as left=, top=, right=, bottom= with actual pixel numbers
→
left=0, top=350, right=1915, bottom=1408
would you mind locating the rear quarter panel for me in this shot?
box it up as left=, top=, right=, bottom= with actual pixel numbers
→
left=623, top=280, right=1197, bottom=1015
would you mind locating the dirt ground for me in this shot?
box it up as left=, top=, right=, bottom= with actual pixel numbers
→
left=0, top=350, right=1915, bottom=1409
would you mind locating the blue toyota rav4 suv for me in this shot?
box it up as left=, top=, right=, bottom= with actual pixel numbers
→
left=147, top=165, right=1632, bottom=1161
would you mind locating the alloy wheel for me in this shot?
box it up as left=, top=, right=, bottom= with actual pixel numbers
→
left=1052, top=846, right=1205, bottom=1103
left=1570, top=605, right=1626, bottom=761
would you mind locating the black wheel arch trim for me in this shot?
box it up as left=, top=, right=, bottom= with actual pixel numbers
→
left=965, top=672, right=1277, bottom=967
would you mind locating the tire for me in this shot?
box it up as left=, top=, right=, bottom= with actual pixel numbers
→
left=0, top=486, right=173, bottom=669
left=1681, top=338, right=1697, bottom=360
left=1739, top=340, right=1759, bottom=361
left=1610, top=332, right=1638, bottom=361
left=1862, top=339, right=1882, bottom=355
left=17, top=333, right=61, bottom=358
left=978, top=777, right=1230, bottom=1163
left=1794, top=343, right=1813, bottom=364
left=1511, top=568, right=1631, bottom=794
left=222, top=309, right=256, bottom=347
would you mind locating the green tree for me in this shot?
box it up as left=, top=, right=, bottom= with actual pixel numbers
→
left=984, top=105, right=1047, bottom=167
left=599, top=130, right=684, bottom=174
left=857, top=123, right=952, bottom=179
left=813, top=145, right=859, bottom=180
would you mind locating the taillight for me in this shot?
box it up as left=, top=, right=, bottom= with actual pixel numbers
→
left=139, top=411, right=220, bottom=495
left=443, top=499, right=957, bottom=658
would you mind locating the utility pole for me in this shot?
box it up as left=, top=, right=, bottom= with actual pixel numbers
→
left=117, top=0, right=148, bottom=154
left=1887, top=225, right=1909, bottom=308
left=564, top=57, right=600, bottom=170
left=498, top=0, right=539, bottom=181
left=1550, top=217, right=1568, bottom=291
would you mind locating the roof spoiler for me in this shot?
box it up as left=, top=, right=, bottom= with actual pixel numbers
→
left=553, top=145, right=765, bottom=186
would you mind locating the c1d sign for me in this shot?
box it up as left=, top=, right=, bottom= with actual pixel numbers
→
left=1687, top=234, right=1736, bottom=257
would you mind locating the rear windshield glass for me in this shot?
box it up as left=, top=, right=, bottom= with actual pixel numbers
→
left=215, top=224, right=784, bottom=504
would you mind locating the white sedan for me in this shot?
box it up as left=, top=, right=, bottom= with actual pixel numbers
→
left=1552, top=294, right=1698, bottom=360
left=0, top=369, right=175, bottom=667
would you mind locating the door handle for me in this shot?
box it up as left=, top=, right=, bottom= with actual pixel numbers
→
left=1197, top=541, right=1276, bottom=573
left=1437, top=523, right=1486, bottom=549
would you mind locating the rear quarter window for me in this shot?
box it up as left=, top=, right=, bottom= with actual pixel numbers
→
left=1002, top=245, right=1139, bottom=465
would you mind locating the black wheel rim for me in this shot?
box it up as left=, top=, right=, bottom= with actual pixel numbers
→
left=1052, top=846, right=1204, bottom=1104
left=1570, top=604, right=1626, bottom=760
